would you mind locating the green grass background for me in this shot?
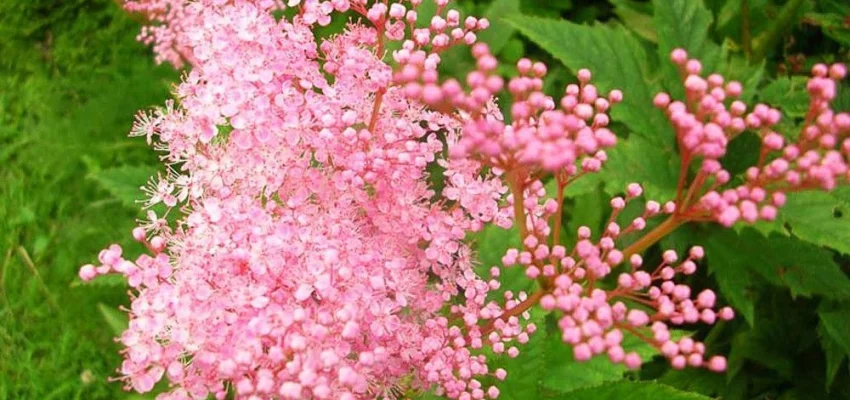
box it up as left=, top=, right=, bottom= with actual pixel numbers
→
left=1, top=1, right=178, bottom=398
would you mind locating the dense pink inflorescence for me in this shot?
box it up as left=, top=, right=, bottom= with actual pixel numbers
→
left=80, top=1, right=848, bottom=399
left=84, top=1, right=513, bottom=398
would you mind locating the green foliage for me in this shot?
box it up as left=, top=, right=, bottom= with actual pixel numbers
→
left=475, top=311, right=692, bottom=399
left=88, top=165, right=159, bottom=210
left=781, top=188, right=850, bottom=255
left=0, top=0, right=175, bottom=398
left=97, top=303, right=130, bottom=337
left=703, top=227, right=850, bottom=324
left=470, top=224, right=534, bottom=298
left=506, top=14, right=672, bottom=146
left=504, top=0, right=850, bottom=398
left=477, top=0, right=521, bottom=55
left=610, top=0, right=657, bottom=43
left=548, top=381, right=711, bottom=400
left=3, top=0, right=850, bottom=399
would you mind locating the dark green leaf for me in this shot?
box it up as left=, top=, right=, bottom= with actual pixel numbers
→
left=782, top=188, right=850, bottom=255
left=550, top=381, right=711, bottom=400
left=758, top=76, right=811, bottom=119
left=658, top=368, right=727, bottom=397
left=654, top=0, right=721, bottom=98
left=599, top=134, right=680, bottom=201
left=704, top=228, right=850, bottom=323
left=478, top=0, right=521, bottom=55
left=818, top=324, right=846, bottom=388
left=88, top=165, right=157, bottom=209
left=542, top=327, right=682, bottom=393
left=470, top=224, right=534, bottom=298
left=611, top=0, right=657, bottom=43
left=97, top=303, right=128, bottom=337
left=818, top=305, right=850, bottom=357
left=506, top=15, right=673, bottom=146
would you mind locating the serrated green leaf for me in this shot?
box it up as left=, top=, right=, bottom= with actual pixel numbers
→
left=703, top=228, right=761, bottom=324
left=550, top=381, right=711, bottom=400
left=481, top=311, right=548, bottom=399
left=758, top=76, right=811, bottom=118
left=506, top=15, right=673, bottom=146
left=654, top=0, right=715, bottom=55
left=88, top=165, right=157, bottom=209
left=478, top=0, right=521, bottom=55
left=470, top=224, right=534, bottom=298
left=97, top=303, right=128, bottom=337
left=542, top=327, right=685, bottom=393
left=658, top=368, right=726, bottom=397
left=782, top=188, right=850, bottom=255
left=704, top=228, right=850, bottom=324
left=599, top=134, right=680, bottom=201
left=819, top=305, right=850, bottom=357
left=805, top=12, right=850, bottom=46
left=562, top=188, right=606, bottom=246
left=610, top=0, right=657, bottom=43
left=654, top=0, right=721, bottom=98
left=818, top=323, right=846, bottom=388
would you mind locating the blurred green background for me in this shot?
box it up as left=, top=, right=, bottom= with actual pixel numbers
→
left=0, top=1, right=177, bottom=398
left=1, top=0, right=849, bottom=399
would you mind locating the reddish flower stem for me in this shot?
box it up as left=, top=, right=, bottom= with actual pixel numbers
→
left=621, top=215, right=686, bottom=260
left=481, top=290, right=546, bottom=336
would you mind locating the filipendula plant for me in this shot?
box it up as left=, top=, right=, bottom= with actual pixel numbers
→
left=78, top=1, right=850, bottom=398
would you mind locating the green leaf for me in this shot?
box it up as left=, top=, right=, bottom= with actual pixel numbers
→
left=715, top=42, right=766, bottom=104
left=653, top=0, right=720, bottom=98
left=736, top=230, right=850, bottom=301
left=506, top=15, right=673, bottom=146
left=781, top=188, right=850, bottom=255
left=470, top=224, right=534, bottom=298
left=97, top=303, right=128, bottom=337
left=484, top=309, right=694, bottom=398
left=562, top=188, right=606, bottom=246
left=88, top=165, right=157, bottom=209
left=750, top=0, right=809, bottom=62
left=599, top=134, right=680, bottom=201
left=477, top=0, right=521, bottom=55
left=658, top=368, right=726, bottom=397
left=70, top=273, right=127, bottom=288
left=704, top=228, right=850, bottom=324
left=818, top=324, right=846, bottom=388
left=728, top=328, right=795, bottom=379
left=758, top=76, right=811, bottom=119
left=542, top=327, right=684, bottom=393
left=610, top=0, right=657, bottom=43
left=481, top=311, right=548, bottom=399
left=806, top=12, right=850, bottom=47
left=818, top=305, right=850, bottom=357
left=550, top=381, right=711, bottom=400
left=653, top=0, right=716, bottom=60
left=702, top=228, right=759, bottom=324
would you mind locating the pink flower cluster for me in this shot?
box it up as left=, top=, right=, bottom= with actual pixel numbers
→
left=496, top=181, right=733, bottom=372
left=653, top=48, right=849, bottom=226
left=80, top=2, right=845, bottom=400
left=83, top=1, right=512, bottom=398
left=397, top=42, right=619, bottom=173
